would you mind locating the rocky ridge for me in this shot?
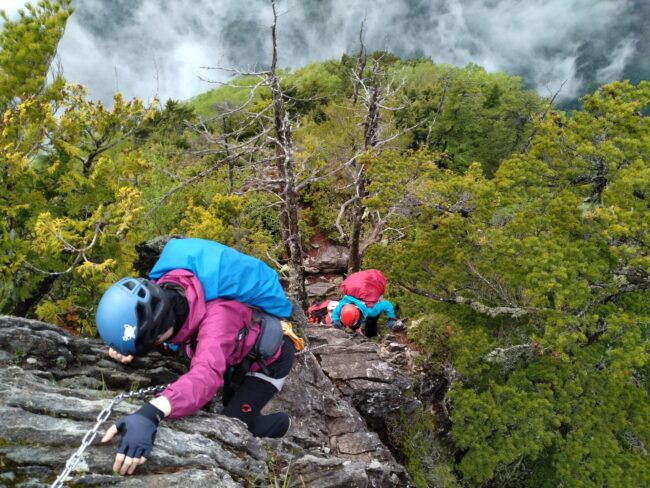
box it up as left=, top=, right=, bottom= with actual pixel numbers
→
left=0, top=315, right=422, bottom=487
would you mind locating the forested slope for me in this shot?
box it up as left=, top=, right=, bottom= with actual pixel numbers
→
left=1, top=2, right=649, bottom=486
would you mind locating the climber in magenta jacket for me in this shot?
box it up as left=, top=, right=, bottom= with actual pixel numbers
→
left=150, top=270, right=288, bottom=419
left=95, top=239, right=295, bottom=476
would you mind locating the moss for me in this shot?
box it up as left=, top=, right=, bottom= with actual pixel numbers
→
left=0, top=458, right=25, bottom=484
left=386, top=408, right=460, bottom=488
left=0, top=438, right=41, bottom=448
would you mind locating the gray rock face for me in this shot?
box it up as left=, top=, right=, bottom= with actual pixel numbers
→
left=0, top=316, right=415, bottom=487
left=305, top=275, right=344, bottom=299
left=303, top=243, right=349, bottom=275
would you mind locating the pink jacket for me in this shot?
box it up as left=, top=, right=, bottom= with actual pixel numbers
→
left=156, top=269, right=282, bottom=418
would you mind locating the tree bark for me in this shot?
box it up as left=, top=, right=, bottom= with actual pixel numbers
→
left=347, top=170, right=366, bottom=273
left=269, top=0, right=307, bottom=309
left=347, top=63, right=380, bottom=272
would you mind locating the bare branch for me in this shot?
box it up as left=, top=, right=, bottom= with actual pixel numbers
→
left=352, top=18, right=367, bottom=105
left=265, top=250, right=286, bottom=277
left=398, top=281, right=534, bottom=318
left=335, top=195, right=359, bottom=239
left=578, top=270, right=650, bottom=317
left=22, top=254, right=83, bottom=276
left=147, top=149, right=264, bottom=215
left=199, top=64, right=270, bottom=78
left=485, top=343, right=538, bottom=364
left=295, top=149, right=366, bottom=191
left=22, top=220, right=105, bottom=276
left=523, top=79, right=567, bottom=153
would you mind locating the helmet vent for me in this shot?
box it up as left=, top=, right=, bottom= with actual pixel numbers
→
left=137, top=287, right=147, bottom=298
left=123, top=281, right=136, bottom=290
left=136, top=303, right=146, bottom=327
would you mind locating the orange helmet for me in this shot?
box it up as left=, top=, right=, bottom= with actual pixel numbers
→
left=340, top=304, right=361, bottom=328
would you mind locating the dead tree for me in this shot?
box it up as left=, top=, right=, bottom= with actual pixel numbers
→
left=347, top=58, right=381, bottom=272
left=339, top=45, right=422, bottom=273
left=267, top=0, right=307, bottom=307
left=153, top=0, right=309, bottom=309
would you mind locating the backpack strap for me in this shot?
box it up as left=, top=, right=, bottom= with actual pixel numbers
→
left=228, top=308, right=282, bottom=391
left=228, top=356, right=251, bottom=391
left=232, top=316, right=254, bottom=355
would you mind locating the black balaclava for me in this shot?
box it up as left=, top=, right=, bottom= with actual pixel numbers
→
left=160, top=282, right=189, bottom=339
left=134, top=282, right=189, bottom=356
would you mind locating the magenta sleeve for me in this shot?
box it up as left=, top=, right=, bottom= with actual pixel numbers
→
left=160, top=319, right=231, bottom=418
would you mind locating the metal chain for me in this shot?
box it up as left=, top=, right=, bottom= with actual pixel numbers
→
left=52, top=327, right=379, bottom=485
left=51, top=384, right=168, bottom=488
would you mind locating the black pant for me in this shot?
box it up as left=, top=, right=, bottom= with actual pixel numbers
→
left=222, top=336, right=295, bottom=438
left=364, top=315, right=379, bottom=338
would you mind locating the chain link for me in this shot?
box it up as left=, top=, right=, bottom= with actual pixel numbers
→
left=51, top=328, right=372, bottom=485
left=51, top=384, right=167, bottom=488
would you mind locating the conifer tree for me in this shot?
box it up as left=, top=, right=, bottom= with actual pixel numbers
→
left=1, top=2, right=154, bottom=331
left=373, top=80, right=650, bottom=486
left=0, top=0, right=72, bottom=110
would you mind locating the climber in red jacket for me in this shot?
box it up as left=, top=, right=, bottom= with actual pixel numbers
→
left=330, top=270, right=396, bottom=337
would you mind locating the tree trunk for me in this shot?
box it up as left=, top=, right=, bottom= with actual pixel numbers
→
left=271, top=97, right=307, bottom=307
left=347, top=169, right=366, bottom=273
left=269, top=4, right=307, bottom=309
left=347, top=67, right=380, bottom=272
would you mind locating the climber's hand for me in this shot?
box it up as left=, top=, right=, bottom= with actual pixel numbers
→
left=391, top=320, right=406, bottom=332
left=101, top=403, right=163, bottom=475
left=108, top=348, right=134, bottom=364
left=102, top=428, right=147, bottom=475
left=331, top=320, right=343, bottom=329
left=386, top=318, right=396, bottom=330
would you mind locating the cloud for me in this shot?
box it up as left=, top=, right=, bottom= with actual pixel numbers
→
left=3, top=0, right=646, bottom=103
left=596, top=37, right=637, bottom=85
left=1, top=0, right=30, bottom=19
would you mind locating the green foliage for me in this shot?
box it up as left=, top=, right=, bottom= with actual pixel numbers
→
left=387, top=408, right=460, bottom=488
left=374, top=81, right=650, bottom=486
left=406, top=313, right=455, bottom=374
left=0, top=0, right=72, bottom=109
left=17, top=86, right=153, bottom=331
left=178, top=193, right=279, bottom=263
left=0, top=2, right=155, bottom=329
left=282, top=60, right=346, bottom=117
left=135, top=99, right=197, bottom=148
left=395, top=62, right=543, bottom=176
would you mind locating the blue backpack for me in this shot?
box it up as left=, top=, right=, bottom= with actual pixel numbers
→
left=149, top=238, right=292, bottom=318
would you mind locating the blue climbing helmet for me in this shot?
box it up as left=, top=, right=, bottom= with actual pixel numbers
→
left=96, top=277, right=172, bottom=356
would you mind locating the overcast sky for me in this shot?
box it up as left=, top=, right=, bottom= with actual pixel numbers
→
left=3, top=0, right=646, bottom=104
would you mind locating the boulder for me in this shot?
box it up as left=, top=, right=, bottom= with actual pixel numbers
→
left=303, top=243, right=349, bottom=275
left=305, top=275, right=343, bottom=299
